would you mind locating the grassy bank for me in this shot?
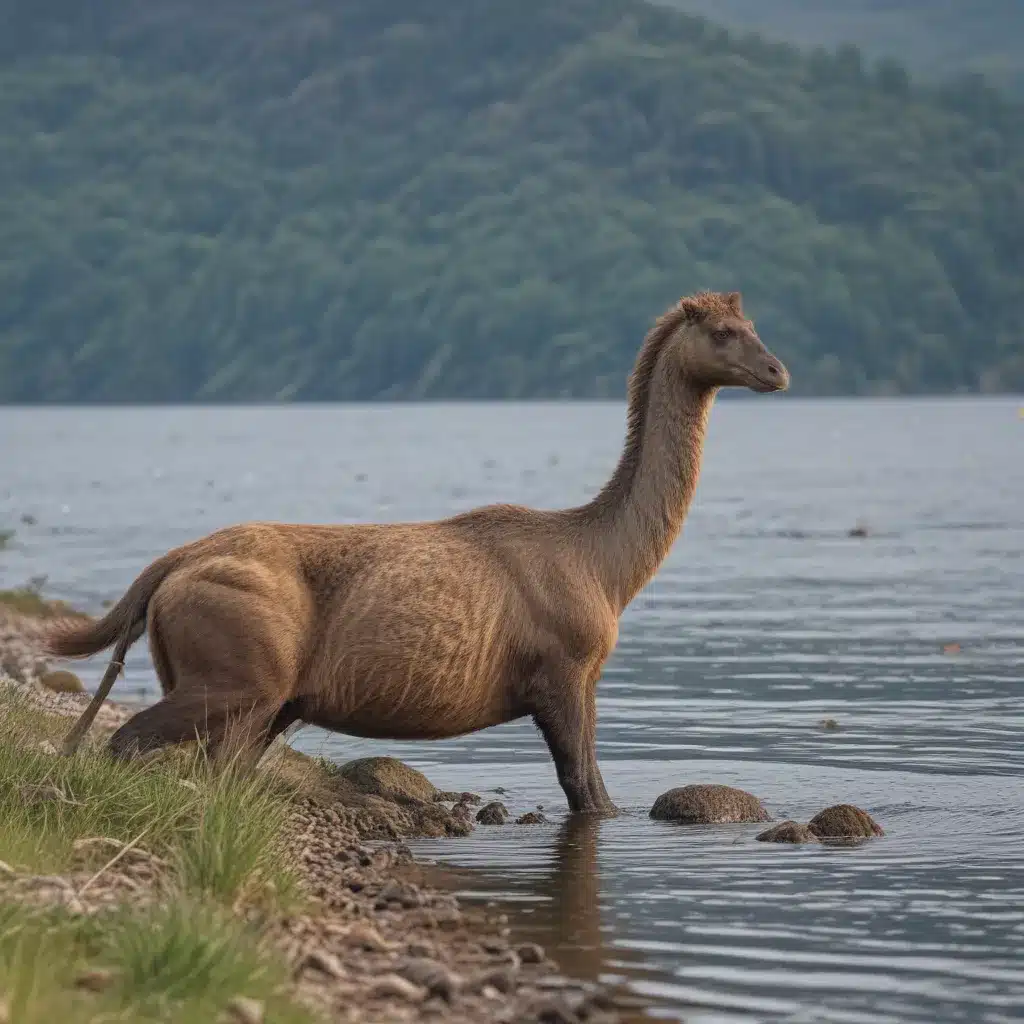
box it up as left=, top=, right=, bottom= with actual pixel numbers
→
left=0, top=688, right=317, bottom=1023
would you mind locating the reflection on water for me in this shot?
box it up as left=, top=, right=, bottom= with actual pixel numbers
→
left=407, top=755, right=1024, bottom=1023
left=1, top=398, right=1022, bottom=1022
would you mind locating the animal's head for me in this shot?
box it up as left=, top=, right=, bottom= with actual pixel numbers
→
left=659, top=291, right=789, bottom=393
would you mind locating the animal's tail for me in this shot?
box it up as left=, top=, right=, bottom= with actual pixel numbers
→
left=45, top=551, right=185, bottom=755
left=43, top=553, right=181, bottom=660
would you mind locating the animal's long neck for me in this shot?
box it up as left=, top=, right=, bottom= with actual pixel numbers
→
left=578, top=330, right=716, bottom=613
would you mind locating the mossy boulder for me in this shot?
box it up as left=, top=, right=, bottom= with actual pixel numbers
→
left=476, top=801, right=509, bottom=825
left=336, top=757, right=436, bottom=804
left=808, top=804, right=884, bottom=838
left=38, top=670, right=85, bottom=694
left=650, top=784, right=770, bottom=824
left=756, top=821, right=820, bottom=844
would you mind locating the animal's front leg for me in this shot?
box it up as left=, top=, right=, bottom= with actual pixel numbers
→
left=533, top=676, right=616, bottom=816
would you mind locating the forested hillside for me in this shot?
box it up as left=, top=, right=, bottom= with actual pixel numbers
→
left=1, top=0, right=1022, bottom=401
left=663, top=1, right=1024, bottom=95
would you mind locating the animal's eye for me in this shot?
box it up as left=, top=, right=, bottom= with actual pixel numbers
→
left=712, top=329, right=732, bottom=345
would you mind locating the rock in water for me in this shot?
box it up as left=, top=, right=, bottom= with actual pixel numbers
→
left=808, top=804, right=884, bottom=838
left=515, top=811, right=547, bottom=825
left=336, top=757, right=436, bottom=803
left=650, top=784, right=770, bottom=824
left=38, top=669, right=85, bottom=694
left=756, top=821, right=820, bottom=844
left=476, top=801, right=509, bottom=825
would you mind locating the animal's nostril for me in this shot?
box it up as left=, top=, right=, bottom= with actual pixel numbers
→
left=766, top=364, right=779, bottom=376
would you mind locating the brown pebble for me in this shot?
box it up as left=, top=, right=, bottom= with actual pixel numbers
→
left=943, top=643, right=961, bottom=655
left=808, top=804, right=884, bottom=838
left=515, top=811, right=547, bottom=825
left=224, top=996, right=265, bottom=1024
left=476, top=801, right=509, bottom=825
left=74, top=967, right=115, bottom=992
left=344, top=921, right=390, bottom=952
left=473, top=966, right=517, bottom=994
left=370, top=974, right=427, bottom=1003
left=400, top=958, right=462, bottom=1003
left=756, top=821, right=821, bottom=844
left=650, top=784, right=770, bottom=824
left=515, top=942, right=545, bottom=964
left=534, top=997, right=579, bottom=1024
left=300, top=948, right=347, bottom=979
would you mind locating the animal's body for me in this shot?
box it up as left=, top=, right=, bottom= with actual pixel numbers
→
left=49, top=291, right=788, bottom=814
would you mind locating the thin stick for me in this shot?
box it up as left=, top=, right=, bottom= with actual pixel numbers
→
left=60, top=653, right=125, bottom=756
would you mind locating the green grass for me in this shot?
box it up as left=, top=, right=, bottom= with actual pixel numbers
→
left=0, top=688, right=319, bottom=1020
left=0, top=900, right=315, bottom=1023
left=0, top=689, right=302, bottom=905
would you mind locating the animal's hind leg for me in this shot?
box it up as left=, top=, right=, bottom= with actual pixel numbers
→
left=108, top=686, right=281, bottom=762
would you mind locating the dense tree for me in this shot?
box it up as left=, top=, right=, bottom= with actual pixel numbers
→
left=662, top=0, right=1024, bottom=96
left=0, top=0, right=1022, bottom=401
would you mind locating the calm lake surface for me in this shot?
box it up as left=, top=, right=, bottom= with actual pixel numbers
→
left=2, top=398, right=1023, bottom=1023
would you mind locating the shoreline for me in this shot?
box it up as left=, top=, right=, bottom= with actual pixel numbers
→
left=0, top=602, right=629, bottom=1023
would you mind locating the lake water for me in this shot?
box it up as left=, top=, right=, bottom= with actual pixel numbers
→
left=2, top=398, right=1023, bottom=1023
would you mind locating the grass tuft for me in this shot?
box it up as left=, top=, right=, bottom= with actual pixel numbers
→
left=0, top=689, right=301, bottom=909
left=0, top=901, right=315, bottom=1023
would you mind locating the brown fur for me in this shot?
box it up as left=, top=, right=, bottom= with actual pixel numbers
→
left=48, top=291, right=788, bottom=813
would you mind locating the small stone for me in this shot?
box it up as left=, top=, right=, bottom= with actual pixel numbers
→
left=406, top=939, right=437, bottom=959
left=819, top=718, right=840, bottom=731
left=345, top=921, right=390, bottom=952
left=515, top=942, right=545, bottom=964
left=493, top=786, right=507, bottom=795
left=37, top=740, right=58, bottom=755
left=942, top=642, right=962, bottom=656
left=650, top=784, right=770, bottom=824
left=534, top=997, right=579, bottom=1024
left=808, top=804, right=884, bottom=838
left=400, top=958, right=462, bottom=1003
left=476, top=801, right=509, bottom=825
left=459, top=791, right=482, bottom=805
left=756, top=821, right=821, bottom=844
left=74, top=967, right=115, bottom=992
left=38, top=670, right=84, bottom=694
left=370, top=974, right=427, bottom=1003
left=473, top=967, right=517, bottom=994
left=515, top=811, right=547, bottom=825
left=300, top=948, right=346, bottom=979
left=451, top=802, right=473, bottom=822
left=225, top=996, right=265, bottom=1024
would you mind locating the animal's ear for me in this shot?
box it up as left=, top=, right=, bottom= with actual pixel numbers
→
left=724, top=291, right=743, bottom=314
left=677, top=297, right=709, bottom=323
